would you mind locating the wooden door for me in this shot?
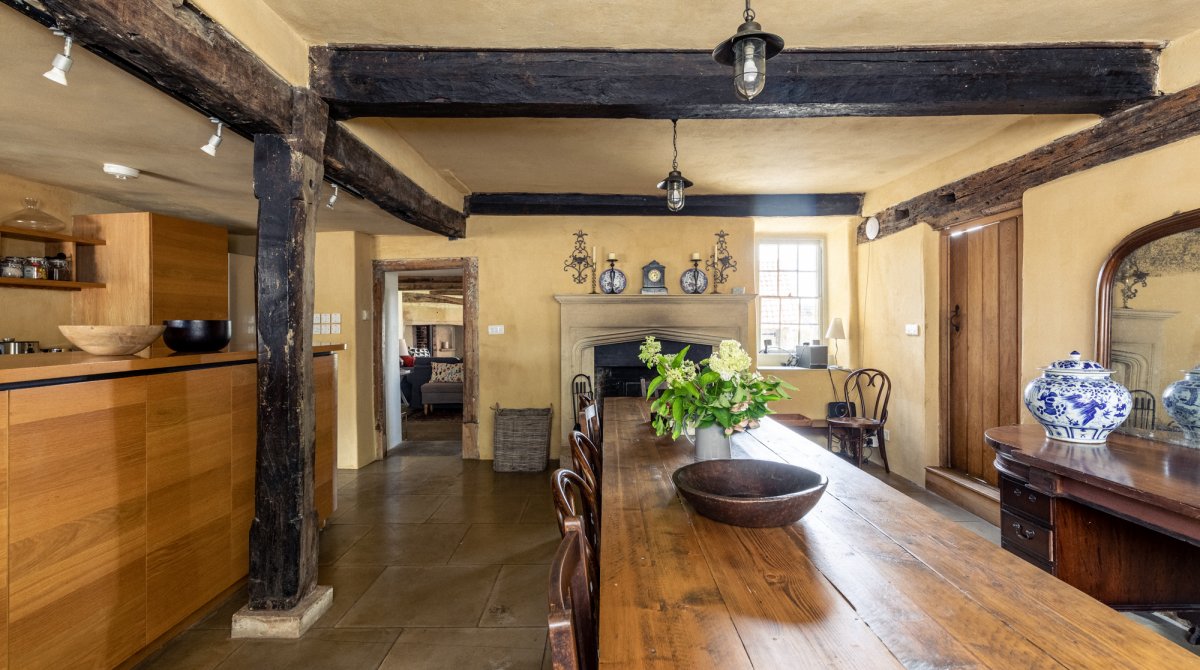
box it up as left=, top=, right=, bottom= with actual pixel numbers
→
left=944, top=214, right=1021, bottom=486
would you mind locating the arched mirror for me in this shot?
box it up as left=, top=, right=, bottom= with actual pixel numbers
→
left=1096, top=208, right=1200, bottom=446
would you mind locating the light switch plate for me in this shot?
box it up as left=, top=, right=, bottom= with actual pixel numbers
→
left=488, top=325, right=505, bottom=335
left=331, top=324, right=341, bottom=334
left=319, top=324, right=331, bottom=334
left=905, top=323, right=920, bottom=336
left=321, top=313, right=331, bottom=324
left=313, top=314, right=321, bottom=324
left=331, top=313, right=341, bottom=324
left=312, top=325, right=320, bottom=335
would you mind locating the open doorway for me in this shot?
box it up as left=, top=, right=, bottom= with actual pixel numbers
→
left=373, top=258, right=480, bottom=459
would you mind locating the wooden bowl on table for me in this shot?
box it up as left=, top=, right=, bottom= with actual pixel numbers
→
left=58, top=325, right=165, bottom=356
left=672, top=459, right=828, bottom=528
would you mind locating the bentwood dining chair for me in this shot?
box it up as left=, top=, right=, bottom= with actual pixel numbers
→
left=552, top=468, right=600, bottom=552
left=1127, top=389, right=1157, bottom=430
left=548, top=517, right=598, bottom=670
left=569, top=430, right=602, bottom=488
left=576, top=400, right=602, bottom=446
left=827, top=368, right=892, bottom=473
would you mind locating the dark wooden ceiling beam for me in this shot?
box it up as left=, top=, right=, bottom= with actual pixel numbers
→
left=867, top=81, right=1200, bottom=240
left=16, top=0, right=464, bottom=237
left=403, top=293, right=464, bottom=306
left=468, top=193, right=862, bottom=217
left=311, top=46, right=1159, bottom=120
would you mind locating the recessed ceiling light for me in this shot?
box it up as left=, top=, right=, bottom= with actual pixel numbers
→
left=103, top=163, right=140, bottom=180
left=201, top=117, right=224, bottom=156
left=43, top=29, right=73, bottom=86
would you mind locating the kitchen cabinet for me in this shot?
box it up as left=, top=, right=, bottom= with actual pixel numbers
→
left=0, top=224, right=105, bottom=290
left=72, top=212, right=228, bottom=355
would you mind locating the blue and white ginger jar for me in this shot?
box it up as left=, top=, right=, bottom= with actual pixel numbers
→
left=1163, top=364, right=1200, bottom=442
left=1023, top=351, right=1131, bottom=444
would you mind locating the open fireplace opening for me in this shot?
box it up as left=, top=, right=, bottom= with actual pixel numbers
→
left=593, top=340, right=712, bottom=409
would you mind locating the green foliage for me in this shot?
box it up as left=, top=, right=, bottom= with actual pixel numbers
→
left=638, top=336, right=794, bottom=439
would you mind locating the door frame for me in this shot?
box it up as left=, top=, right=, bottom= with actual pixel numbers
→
left=937, top=209, right=1023, bottom=469
left=373, top=257, right=481, bottom=459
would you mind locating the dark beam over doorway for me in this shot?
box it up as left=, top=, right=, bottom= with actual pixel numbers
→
left=311, top=46, right=1160, bottom=120
left=468, top=193, right=863, bottom=217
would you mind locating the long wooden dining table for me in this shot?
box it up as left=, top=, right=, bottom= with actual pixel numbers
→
left=598, top=397, right=1200, bottom=669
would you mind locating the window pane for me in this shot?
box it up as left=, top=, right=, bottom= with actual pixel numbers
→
left=780, top=298, right=800, bottom=324
left=797, top=271, right=818, bottom=297
left=800, top=299, right=820, bottom=325
left=797, top=243, right=819, bottom=270
left=779, top=244, right=799, bottom=270
left=780, top=326, right=800, bottom=351
left=761, top=325, right=781, bottom=349
left=758, top=271, right=778, bottom=296
left=777, top=271, right=798, bottom=297
left=761, top=297, right=780, bottom=324
left=799, top=325, right=821, bottom=345
left=760, top=244, right=778, bottom=271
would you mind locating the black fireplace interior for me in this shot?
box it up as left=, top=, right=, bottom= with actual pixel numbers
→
left=594, top=340, right=712, bottom=405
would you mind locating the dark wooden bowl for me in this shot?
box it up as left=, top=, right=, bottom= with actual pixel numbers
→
left=671, top=459, right=828, bottom=527
left=162, top=319, right=232, bottom=353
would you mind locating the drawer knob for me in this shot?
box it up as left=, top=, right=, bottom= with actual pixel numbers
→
left=1011, top=522, right=1036, bottom=540
left=1013, top=487, right=1023, bottom=497
left=1027, top=493, right=1038, bottom=503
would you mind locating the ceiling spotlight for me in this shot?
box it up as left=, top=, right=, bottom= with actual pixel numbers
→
left=43, top=30, right=73, bottom=86
left=712, top=0, right=784, bottom=101
left=201, top=117, right=224, bottom=156
left=656, top=119, right=693, bottom=212
left=103, top=163, right=140, bottom=180
left=327, top=184, right=339, bottom=209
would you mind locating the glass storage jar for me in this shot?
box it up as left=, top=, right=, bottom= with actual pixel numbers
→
left=22, top=257, right=46, bottom=279
left=48, top=256, right=70, bottom=281
left=1, top=256, right=22, bottom=278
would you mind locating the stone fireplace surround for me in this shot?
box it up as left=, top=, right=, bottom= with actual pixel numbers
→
left=555, top=294, right=756, bottom=444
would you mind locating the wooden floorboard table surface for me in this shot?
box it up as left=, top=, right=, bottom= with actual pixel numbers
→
left=598, top=397, right=1200, bottom=669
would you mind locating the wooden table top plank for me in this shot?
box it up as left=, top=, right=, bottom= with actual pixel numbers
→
left=747, top=419, right=1200, bottom=669
left=733, top=429, right=1065, bottom=669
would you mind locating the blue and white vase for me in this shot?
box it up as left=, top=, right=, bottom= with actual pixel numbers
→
left=1163, top=365, right=1200, bottom=443
left=1023, top=351, right=1132, bottom=444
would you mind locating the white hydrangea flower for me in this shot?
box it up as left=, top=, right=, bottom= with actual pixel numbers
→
left=638, top=336, right=663, bottom=365
left=709, top=339, right=752, bottom=380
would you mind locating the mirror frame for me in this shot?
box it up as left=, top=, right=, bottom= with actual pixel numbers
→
left=1095, top=207, right=1200, bottom=367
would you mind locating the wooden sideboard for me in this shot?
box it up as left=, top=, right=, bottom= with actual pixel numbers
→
left=598, top=398, right=1200, bottom=668
left=985, top=424, right=1200, bottom=644
left=0, top=348, right=338, bottom=668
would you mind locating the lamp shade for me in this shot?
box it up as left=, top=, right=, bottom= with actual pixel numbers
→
left=398, top=338, right=411, bottom=357
left=824, top=318, right=846, bottom=341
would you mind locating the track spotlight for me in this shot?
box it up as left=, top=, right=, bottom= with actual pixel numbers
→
left=327, top=184, right=339, bottom=209
left=201, top=118, right=224, bottom=156
left=43, top=30, right=73, bottom=86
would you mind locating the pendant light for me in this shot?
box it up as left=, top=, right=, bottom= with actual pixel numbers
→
left=712, top=0, right=784, bottom=101
left=656, top=119, right=693, bottom=212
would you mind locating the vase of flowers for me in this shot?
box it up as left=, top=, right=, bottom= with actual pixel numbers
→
left=638, top=336, right=793, bottom=460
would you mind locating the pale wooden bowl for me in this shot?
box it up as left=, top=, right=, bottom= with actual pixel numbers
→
left=58, top=325, right=165, bottom=356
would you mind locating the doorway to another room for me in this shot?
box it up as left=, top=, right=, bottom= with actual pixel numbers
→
left=374, top=258, right=480, bottom=459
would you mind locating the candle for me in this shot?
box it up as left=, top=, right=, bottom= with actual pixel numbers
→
left=714, top=244, right=719, bottom=263
left=690, top=252, right=700, bottom=261
left=592, top=246, right=596, bottom=265
left=608, top=252, right=617, bottom=261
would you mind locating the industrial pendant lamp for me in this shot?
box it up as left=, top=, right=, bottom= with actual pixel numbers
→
left=656, top=119, right=693, bottom=212
left=712, top=0, right=784, bottom=101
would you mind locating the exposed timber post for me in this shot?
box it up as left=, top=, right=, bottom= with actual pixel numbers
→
left=235, top=89, right=332, bottom=636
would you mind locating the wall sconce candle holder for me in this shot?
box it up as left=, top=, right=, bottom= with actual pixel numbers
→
left=563, top=230, right=597, bottom=289
left=705, top=230, right=738, bottom=293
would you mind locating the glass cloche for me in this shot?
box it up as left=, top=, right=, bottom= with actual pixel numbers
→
left=2, top=198, right=65, bottom=232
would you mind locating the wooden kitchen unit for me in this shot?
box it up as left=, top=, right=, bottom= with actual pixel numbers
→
left=0, top=347, right=339, bottom=669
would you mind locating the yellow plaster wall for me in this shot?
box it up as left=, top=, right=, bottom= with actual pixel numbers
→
left=1161, top=28, right=1200, bottom=93
left=189, top=0, right=310, bottom=86
left=855, top=225, right=941, bottom=485
left=315, top=230, right=377, bottom=469
left=753, top=216, right=859, bottom=420
left=1123, top=272, right=1200, bottom=389
left=339, top=120, right=470, bottom=211
left=1021, top=135, right=1200, bottom=413
left=403, top=301, right=464, bottom=325
left=371, top=216, right=756, bottom=461
left=0, top=172, right=125, bottom=344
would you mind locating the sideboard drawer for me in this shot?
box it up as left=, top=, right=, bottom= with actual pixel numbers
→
left=1001, top=474, right=1052, bottom=525
left=1001, top=510, right=1053, bottom=563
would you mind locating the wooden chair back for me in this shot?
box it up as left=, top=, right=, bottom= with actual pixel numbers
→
left=843, top=368, right=892, bottom=425
left=1127, top=389, right=1156, bottom=430
left=548, top=517, right=598, bottom=670
left=569, top=430, right=602, bottom=493
left=552, top=468, right=600, bottom=551
left=576, top=401, right=601, bottom=446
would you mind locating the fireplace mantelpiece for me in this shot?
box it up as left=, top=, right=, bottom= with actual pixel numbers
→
left=555, top=294, right=756, bottom=444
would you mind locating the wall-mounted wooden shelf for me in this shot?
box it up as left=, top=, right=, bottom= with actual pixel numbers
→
left=0, top=225, right=105, bottom=246
left=0, top=277, right=106, bottom=291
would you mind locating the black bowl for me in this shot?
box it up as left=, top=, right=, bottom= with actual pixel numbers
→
left=672, top=459, right=828, bottom=527
left=162, top=319, right=232, bottom=353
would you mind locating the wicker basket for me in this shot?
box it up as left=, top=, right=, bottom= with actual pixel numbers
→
left=492, top=405, right=553, bottom=472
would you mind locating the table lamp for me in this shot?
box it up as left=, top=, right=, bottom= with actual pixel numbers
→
left=824, top=318, right=846, bottom=367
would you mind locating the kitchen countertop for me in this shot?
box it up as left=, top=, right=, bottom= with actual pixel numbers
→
left=0, top=344, right=345, bottom=386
